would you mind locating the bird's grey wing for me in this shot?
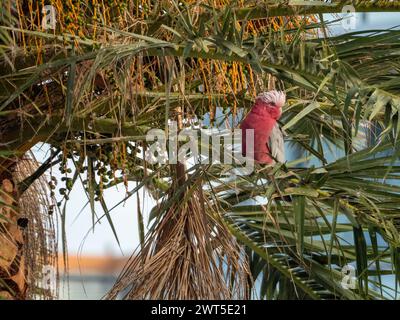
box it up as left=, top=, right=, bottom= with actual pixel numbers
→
left=269, top=123, right=285, bottom=163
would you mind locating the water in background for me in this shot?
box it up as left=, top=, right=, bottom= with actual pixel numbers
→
left=325, top=12, right=400, bottom=34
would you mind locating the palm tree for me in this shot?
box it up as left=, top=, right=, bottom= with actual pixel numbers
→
left=0, top=152, right=57, bottom=299
left=1, top=0, right=400, bottom=299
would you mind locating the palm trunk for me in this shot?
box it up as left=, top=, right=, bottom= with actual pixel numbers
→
left=0, top=165, right=27, bottom=300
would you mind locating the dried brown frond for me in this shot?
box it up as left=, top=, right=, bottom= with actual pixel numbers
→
left=106, top=180, right=250, bottom=300
left=13, top=153, right=58, bottom=300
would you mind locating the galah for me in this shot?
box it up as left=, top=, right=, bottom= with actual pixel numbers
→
left=241, top=90, right=286, bottom=164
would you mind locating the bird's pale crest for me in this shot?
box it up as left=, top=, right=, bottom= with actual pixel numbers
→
left=256, top=90, right=286, bottom=108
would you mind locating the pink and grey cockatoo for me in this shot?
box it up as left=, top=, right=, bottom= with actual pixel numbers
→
left=241, top=90, right=286, bottom=164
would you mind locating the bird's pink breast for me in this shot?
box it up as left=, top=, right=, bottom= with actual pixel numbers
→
left=240, top=102, right=280, bottom=164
